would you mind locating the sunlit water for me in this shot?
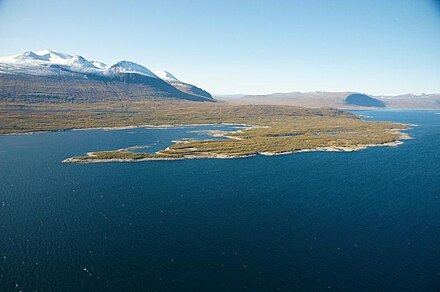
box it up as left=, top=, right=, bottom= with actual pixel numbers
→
left=0, top=111, right=439, bottom=291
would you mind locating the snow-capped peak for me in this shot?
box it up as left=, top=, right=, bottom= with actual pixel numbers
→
left=0, top=50, right=158, bottom=79
left=154, top=70, right=180, bottom=82
left=0, top=49, right=100, bottom=75
left=105, top=61, right=158, bottom=78
left=16, top=51, right=41, bottom=61
left=34, top=49, right=73, bottom=61
left=0, top=50, right=67, bottom=63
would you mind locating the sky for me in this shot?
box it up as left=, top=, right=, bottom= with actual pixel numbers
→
left=0, top=0, right=439, bottom=95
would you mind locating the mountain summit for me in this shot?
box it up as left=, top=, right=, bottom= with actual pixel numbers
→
left=0, top=50, right=213, bottom=102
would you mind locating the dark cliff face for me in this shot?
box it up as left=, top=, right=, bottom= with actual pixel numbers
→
left=187, top=85, right=213, bottom=99
left=172, top=82, right=213, bottom=99
left=345, top=93, right=386, bottom=107
left=0, top=73, right=214, bottom=103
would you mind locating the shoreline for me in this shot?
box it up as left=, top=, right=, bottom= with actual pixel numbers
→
left=1, top=122, right=255, bottom=136
left=62, top=139, right=408, bottom=164
left=73, top=122, right=256, bottom=131
left=62, top=126, right=411, bottom=163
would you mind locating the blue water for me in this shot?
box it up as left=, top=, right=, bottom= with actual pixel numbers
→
left=0, top=111, right=439, bottom=291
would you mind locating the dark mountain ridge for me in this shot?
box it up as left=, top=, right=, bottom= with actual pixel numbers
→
left=0, top=73, right=211, bottom=103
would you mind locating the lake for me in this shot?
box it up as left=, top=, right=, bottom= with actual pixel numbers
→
left=1, top=110, right=439, bottom=291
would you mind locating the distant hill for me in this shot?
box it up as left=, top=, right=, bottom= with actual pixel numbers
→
left=213, top=94, right=249, bottom=100
left=240, top=92, right=355, bottom=108
left=345, top=93, right=385, bottom=107
left=0, top=50, right=213, bottom=102
left=238, top=91, right=440, bottom=109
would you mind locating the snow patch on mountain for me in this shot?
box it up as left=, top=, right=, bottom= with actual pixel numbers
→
left=154, top=70, right=191, bottom=88
left=154, top=70, right=180, bottom=82
left=91, top=61, right=108, bottom=70
left=105, top=61, right=158, bottom=78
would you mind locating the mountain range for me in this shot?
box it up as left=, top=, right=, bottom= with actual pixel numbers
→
left=1, top=50, right=438, bottom=109
left=0, top=50, right=213, bottom=102
left=231, top=91, right=440, bottom=109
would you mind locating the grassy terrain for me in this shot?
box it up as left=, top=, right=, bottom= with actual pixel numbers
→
left=0, top=100, right=350, bottom=134
left=0, top=100, right=408, bottom=161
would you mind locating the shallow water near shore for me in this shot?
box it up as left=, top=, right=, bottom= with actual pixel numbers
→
left=1, top=110, right=440, bottom=291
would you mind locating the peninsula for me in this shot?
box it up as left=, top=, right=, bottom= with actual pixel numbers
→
left=0, top=100, right=410, bottom=162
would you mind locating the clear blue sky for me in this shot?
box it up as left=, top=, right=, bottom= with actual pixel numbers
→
left=1, top=0, right=439, bottom=95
